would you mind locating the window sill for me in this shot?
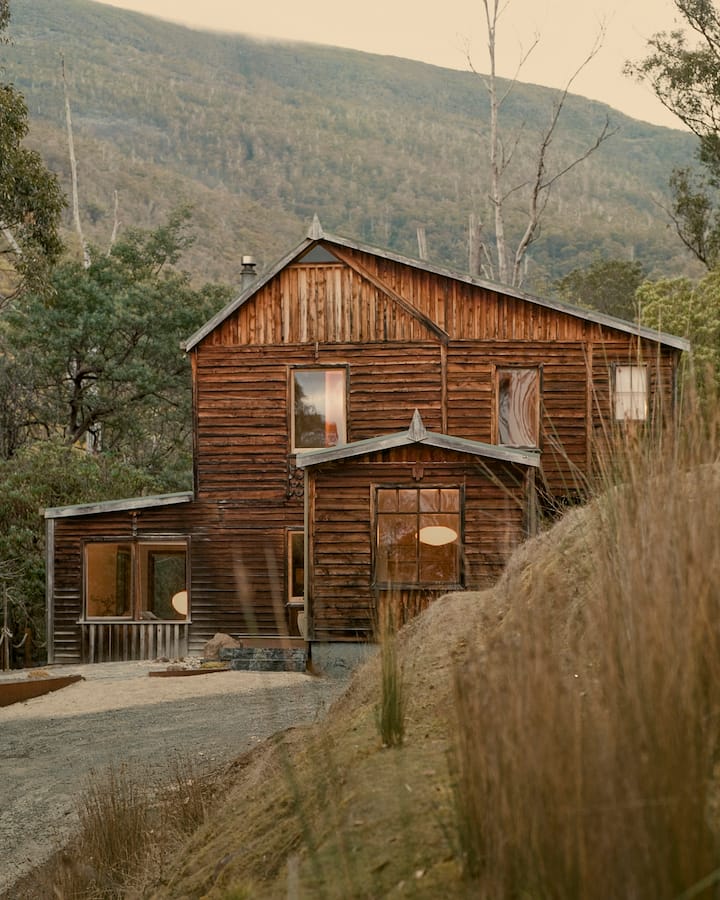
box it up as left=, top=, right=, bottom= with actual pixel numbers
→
left=373, top=583, right=464, bottom=592
left=79, top=618, right=191, bottom=625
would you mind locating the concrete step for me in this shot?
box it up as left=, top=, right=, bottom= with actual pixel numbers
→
left=219, top=646, right=308, bottom=673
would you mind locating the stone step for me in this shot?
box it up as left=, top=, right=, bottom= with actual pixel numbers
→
left=219, top=646, right=308, bottom=673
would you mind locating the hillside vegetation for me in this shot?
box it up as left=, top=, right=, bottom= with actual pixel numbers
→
left=3, top=0, right=705, bottom=291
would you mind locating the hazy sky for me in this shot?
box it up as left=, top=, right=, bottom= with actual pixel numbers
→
left=93, top=0, right=688, bottom=130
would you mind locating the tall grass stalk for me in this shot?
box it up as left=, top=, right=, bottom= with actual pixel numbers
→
left=48, top=755, right=216, bottom=898
left=451, top=391, right=720, bottom=898
left=376, top=599, right=405, bottom=747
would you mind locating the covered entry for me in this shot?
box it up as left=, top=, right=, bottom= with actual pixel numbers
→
left=295, top=411, right=540, bottom=642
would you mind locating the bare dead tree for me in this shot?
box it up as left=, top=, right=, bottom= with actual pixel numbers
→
left=61, top=55, right=90, bottom=268
left=108, top=189, right=120, bottom=252
left=470, top=0, right=616, bottom=287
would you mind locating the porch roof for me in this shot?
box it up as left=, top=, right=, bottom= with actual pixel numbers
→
left=293, top=410, right=541, bottom=470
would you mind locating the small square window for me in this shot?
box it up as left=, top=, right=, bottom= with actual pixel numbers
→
left=614, top=365, right=648, bottom=421
left=292, top=369, right=347, bottom=451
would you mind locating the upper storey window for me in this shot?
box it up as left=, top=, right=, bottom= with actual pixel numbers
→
left=496, top=367, right=540, bottom=448
left=292, top=368, right=347, bottom=451
left=613, top=364, right=648, bottom=421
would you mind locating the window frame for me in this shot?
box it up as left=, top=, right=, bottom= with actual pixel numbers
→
left=287, top=527, right=305, bottom=605
left=612, top=363, right=648, bottom=422
left=494, top=365, right=542, bottom=449
left=82, top=537, right=190, bottom=623
left=372, top=485, right=464, bottom=590
left=289, top=365, right=349, bottom=453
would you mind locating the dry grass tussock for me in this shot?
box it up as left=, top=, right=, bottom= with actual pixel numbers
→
left=35, top=402, right=720, bottom=899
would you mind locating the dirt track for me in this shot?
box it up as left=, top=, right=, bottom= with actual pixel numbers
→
left=0, top=661, right=347, bottom=894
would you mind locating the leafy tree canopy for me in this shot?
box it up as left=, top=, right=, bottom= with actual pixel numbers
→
left=638, top=270, right=720, bottom=385
left=0, top=1, right=65, bottom=302
left=554, top=258, right=645, bottom=321
left=3, top=209, right=231, bottom=476
left=627, top=0, right=720, bottom=267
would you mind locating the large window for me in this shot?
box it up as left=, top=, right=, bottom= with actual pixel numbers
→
left=375, top=488, right=461, bottom=588
left=85, top=541, right=188, bottom=621
left=613, top=364, right=648, bottom=421
left=292, top=368, right=347, bottom=451
left=496, top=367, right=540, bottom=448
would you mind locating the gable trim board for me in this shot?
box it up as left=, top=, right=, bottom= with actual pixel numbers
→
left=183, top=221, right=690, bottom=353
left=293, top=410, right=540, bottom=470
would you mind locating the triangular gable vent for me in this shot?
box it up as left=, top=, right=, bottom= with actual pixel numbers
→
left=296, top=244, right=341, bottom=264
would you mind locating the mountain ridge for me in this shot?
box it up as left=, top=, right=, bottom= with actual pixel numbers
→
left=2, top=0, right=703, bottom=291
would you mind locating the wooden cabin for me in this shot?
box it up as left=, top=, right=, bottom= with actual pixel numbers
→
left=44, top=220, right=689, bottom=665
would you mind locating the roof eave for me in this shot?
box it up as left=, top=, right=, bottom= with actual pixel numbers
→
left=182, top=221, right=690, bottom=353
left=294, top=420, right=540, bottom=470
left=43, top=491, right=194, bottom=520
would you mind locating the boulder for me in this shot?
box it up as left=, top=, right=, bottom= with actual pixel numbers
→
left=203, top=633, right=242, bottom=660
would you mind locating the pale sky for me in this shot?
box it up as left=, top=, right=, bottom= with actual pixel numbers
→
left=93, top=0, right=688, bottom=130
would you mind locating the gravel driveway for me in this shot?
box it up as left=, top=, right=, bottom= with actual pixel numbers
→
left=0, top=661, right=348, bottom=894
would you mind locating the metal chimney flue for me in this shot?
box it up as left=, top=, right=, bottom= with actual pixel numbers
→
left=240, top=255, right=257, bottom=291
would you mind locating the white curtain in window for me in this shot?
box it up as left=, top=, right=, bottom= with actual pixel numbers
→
left=614, top=365, right=648, bottom=421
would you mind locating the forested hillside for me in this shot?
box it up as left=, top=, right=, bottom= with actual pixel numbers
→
left=3, top=0, right=703, bottom=290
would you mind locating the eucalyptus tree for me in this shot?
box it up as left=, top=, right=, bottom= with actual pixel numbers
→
left=627, top=0, right=720, bottom=267
left=555, top=258, right=646, bottom=321
left=5, top=210, right=231, bottom=477
left=469, top=0, right=615, bottom=287
left=0, top=0, right=65, bottom=304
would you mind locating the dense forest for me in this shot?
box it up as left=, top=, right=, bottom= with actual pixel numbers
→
left=2, top=0, right=704, bottom=291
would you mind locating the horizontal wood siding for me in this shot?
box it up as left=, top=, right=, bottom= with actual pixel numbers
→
left=51, top=501, right=303, bottom=663
left=447, top=341, right=589, bottom=496
left=590, top=336, right=678, bottom=465
left=194, top=342, right=442, bottom=500
left=308, top=447, right=529, bottom=641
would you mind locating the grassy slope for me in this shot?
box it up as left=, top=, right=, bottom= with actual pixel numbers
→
left=154, top=505, right=599, bottom=899
left=154, top=441, right=720, bottom=898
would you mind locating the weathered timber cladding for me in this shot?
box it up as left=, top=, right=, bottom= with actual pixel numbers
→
left=51, top=501, right=302, bottom=663
left=194, top=342, right=443, bottom=500
left=589, top=337, right=677, bottom=466
left=49, top=234, right=686, bottom=662
left=208, top=263, right=440, bottom=346
left=307, top=446, right=529, bottom=641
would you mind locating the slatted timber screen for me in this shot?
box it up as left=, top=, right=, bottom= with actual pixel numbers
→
left=83, top=622, right=188, bottom=663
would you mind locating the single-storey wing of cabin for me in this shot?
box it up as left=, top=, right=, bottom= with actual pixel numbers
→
left=44, top=219, right=689, bottom=665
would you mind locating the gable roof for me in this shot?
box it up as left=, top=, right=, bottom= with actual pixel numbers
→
left=183, top=218, right=691, bottom=353
left=293, top=410, right=541, bottom=469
